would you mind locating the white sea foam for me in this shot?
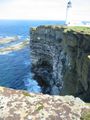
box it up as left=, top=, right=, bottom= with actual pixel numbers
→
left=0, top=51, right=11, bottom=55
left=24, top=61, right=30, bottom=66
left=24, top=74, right=41, bottom=93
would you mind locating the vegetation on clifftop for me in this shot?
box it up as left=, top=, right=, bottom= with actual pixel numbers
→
left=64, top=26, right=90, bottom=35
left=32, top=25, right=90, bottom=35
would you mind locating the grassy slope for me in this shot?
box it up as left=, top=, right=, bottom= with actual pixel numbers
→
left=64, top=26, right=90, bottom=35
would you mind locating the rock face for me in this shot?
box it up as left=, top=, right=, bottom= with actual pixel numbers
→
left=30, top=26, right=90, bottom=101
left=0, top=86, right=90, bottom=120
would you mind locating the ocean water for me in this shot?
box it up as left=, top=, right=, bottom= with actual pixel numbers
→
left=0, top=20, right=64, bottom=93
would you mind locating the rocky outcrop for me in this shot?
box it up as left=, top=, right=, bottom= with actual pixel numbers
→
left=0, top=86, right=90, bottom=120
left=30, top=26, right=90, bottom=101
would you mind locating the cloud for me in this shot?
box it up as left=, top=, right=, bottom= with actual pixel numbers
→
left=0, top=0, right=90, bottom=20
left=0, top=0, right=66, bottom=20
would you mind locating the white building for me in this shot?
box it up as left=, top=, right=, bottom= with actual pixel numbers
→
left=65, top=0, right=72, bottom=26
left=65, top=0, right=90, bottom=27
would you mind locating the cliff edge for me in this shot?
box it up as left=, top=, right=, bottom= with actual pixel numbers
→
left=30, top=26, right=90, bottom=102
left=0, top=86, right=90, bottom=120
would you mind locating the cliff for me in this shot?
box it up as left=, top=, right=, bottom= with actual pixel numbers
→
left=0, top=86, right=90, bottom=120
left=30, top=26, right=90, bottom=102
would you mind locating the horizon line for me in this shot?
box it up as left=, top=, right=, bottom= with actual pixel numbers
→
left=0, top=19, right=89, bottom=22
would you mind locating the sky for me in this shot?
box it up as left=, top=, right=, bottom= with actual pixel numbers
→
left=0, top=0, right=90, bottom=21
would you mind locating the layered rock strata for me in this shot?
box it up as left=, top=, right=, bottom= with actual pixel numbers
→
left=0, top=86, right=90, bottom=120
left=30, top=26, right=90, bottom=101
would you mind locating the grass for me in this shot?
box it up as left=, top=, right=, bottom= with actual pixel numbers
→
left=81, top=110, right=90, bottom=120
left=64, top=26, right=90, bottom=35
left=22, top=91, right=33, bottom=97
left=80, top=103, right=90, bottom=120
left=32, top=25, right=90, bottom=35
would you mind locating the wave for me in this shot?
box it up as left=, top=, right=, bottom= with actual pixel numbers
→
left=23, top=73, right=41, bottom=93
left=0, top=40, right=29, bottom=55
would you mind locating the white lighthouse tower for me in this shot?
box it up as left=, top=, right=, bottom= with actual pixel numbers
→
left=65, top=0, right=72, bottom=26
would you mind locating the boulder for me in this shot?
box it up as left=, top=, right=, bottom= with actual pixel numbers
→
left=0, top=86, right=90, bottom=120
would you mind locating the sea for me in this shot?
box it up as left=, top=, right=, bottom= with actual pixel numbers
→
left=0, top=20, right=64, bottom=93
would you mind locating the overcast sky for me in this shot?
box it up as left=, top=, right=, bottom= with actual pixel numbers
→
left=0, top=0, right=90, bottom=21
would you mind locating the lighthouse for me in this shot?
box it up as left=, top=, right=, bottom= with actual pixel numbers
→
left=65, top=0, right=72, bottom=25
